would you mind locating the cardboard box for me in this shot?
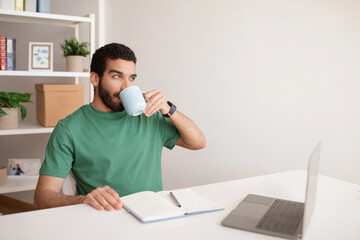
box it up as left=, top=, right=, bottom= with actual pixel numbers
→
left=35, top=84, right=84, bottom=127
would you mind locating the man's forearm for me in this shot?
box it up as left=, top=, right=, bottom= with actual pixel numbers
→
left=34, top=189, right=85, bottom=210
left=170, top=111, right=206, bottom=150
left=142, top=90, right=206, bottom=150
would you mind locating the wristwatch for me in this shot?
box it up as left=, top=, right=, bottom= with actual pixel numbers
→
left=163, top=101, right=177, bottom=118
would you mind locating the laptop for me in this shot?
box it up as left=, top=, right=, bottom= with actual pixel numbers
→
left=222, top=142, right=321, bottom=240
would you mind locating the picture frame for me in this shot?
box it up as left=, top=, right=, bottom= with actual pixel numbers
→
left=8, top=159, right=41, bottom=176
left=28, top=42, right=53, bottom=71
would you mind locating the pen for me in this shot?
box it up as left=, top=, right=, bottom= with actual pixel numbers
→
left=170, top=191, right=181, bottom=208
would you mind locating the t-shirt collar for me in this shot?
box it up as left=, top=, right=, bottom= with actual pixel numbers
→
left=87, top=103, right=128, bottom=119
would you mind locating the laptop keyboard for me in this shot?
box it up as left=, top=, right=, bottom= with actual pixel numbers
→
left=256, top=199, right=304, bottom=235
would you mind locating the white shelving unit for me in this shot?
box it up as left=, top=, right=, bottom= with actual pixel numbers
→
left=0, top=70, right=89, bottom=77
left=0, top=9, right=92, bottom=26
left=0, top=122, right=53, bottom=136
left=0, top=176, right=39, bottom=194
left=0, top=10, right=95, bottom=193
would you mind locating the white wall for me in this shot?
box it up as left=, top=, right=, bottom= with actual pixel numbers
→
left=102, top=0, right=360, bottom=189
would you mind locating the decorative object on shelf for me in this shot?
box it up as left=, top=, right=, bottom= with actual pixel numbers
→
left=36, top=0, right=50, bottom=13
left=25, top=0, right=37, bottom=12
left=8, top=159, right=41, bottom=176
left=0, top=91, right=32, bottom=130
left=28, top=42, right=53, bottom=71
left=15, top=0, right=24, bottom=11
left=0, top=166, right=6, bottom=186
left=0, top=0, right=15, bottom=10
left=35, top=84, right=84, bottom=127
left=60, top=37, right=89, bottom=72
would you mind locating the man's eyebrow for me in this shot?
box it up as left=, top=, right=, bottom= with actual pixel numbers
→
left=109, top=70, right=137, bottom=78
left=109, top=70, right=123, bottom=75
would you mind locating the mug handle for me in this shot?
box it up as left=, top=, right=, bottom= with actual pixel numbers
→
left=142, top=91, right=149, bottom=103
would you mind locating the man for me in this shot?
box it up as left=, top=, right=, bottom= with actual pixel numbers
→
left=34, top=43, right=206, bottom=211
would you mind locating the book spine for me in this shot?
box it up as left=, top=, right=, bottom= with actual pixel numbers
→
left=25, top=0, right=37, bottom=12
left=13, top=38, right=16, bottom=70
left=0, top=36, right=6, bottom=71
left=36, top=0, right=51, bottom=13
left=15, top=0, right=24, bottom=11
left=6, top=37, right=15, bottom=71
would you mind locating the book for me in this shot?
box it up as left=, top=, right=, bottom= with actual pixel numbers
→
left=0, top=36, right=6, bottom=70
left=36, top=0, right=51, bottom=13
left=121, top=189, right=224, bottom=223
left=15, top=0, right=24, bottom=11
left=6, top=37, right=16, bottom=70
left=0, top=0, right=15, bottom=10
left=25, top=0, right=37, bottom=12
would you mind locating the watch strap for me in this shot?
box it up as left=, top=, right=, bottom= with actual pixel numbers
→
left=163, top=101, right=176, bottom=118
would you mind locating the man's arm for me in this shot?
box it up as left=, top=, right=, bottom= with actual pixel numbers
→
left=34, top=175, right=83, bottom=209
left=34, top=175, right=123, bottom=211
left=143, top=90, right=206, bottom=150
left=169, top=110, right=206, bottom=150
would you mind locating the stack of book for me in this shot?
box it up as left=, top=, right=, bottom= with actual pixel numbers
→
left=0, top=36, right=16, bottom=71
left=0, top=0, right=51, bottom=13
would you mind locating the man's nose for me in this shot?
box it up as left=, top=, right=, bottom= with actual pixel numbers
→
left=121, top=79, right=134, bottom=90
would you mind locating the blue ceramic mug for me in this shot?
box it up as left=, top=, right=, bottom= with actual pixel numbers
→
left=119, top=86, right=146, bottom=116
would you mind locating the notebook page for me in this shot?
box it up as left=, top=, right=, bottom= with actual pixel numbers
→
left=158, top=189, right=224, bottom=214
left=121, top=191, right=185, bottom=222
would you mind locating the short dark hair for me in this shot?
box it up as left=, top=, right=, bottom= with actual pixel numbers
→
left=90, top=43, right=137, bottom=78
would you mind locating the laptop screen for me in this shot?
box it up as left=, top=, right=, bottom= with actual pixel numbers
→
left=303, top=142, right=321, bottom=233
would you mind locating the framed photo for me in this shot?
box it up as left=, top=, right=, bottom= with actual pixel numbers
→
left=8, top=159, right=41, bottom=176
left=28, top=42, right=53, bottom=71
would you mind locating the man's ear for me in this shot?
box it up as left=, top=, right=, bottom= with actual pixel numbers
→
left=90, top=72, right=100, bottom=87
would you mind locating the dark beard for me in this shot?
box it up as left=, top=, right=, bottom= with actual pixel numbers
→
left=98, top=79, right=125, bottom=112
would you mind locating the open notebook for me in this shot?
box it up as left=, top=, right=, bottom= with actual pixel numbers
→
left=121, top=189, right=224, bottom=223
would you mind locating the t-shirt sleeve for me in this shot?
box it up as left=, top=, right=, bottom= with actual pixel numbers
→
left=39, top=120, right=74, bottom=178
left=157, top=113, right=180, bottom=150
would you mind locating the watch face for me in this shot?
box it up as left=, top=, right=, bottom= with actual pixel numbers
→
left=163, top=101, right=176, bottom=118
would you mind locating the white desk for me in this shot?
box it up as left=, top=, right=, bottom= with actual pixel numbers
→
left=0, top=170, right=359, bottom=240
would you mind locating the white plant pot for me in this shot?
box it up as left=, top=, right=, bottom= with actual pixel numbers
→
left=66, top=55, right=85, bottom=72
left=0, top=108, right=19, bottom=130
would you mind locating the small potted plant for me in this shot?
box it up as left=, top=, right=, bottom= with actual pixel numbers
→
left=0, top=92, right=32, bottom=130
left=60, top=37, right=90, bottom=72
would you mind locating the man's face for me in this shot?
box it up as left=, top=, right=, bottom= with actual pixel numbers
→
left=97, top=59, right=137, bottom=112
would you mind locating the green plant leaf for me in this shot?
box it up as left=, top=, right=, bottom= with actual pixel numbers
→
left=19, top=105, right=27, bottom=120
left=12, top=93, right=31, bottom=102
left=8, top=96, right=18, bottom=108
left=0, top=108, right=7, bottom=117
left=0, top=91, right=32, bottom=121
left=11, top=103, right=21, bottom=109
left=60, top=37, right=90, bottom=57
left=1, top=102, right=11, bottom=108
left=0, top=91, right=10, bottom=99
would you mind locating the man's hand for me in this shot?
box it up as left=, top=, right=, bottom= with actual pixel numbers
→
left=82, top=185, right=123, bottom=211
left=143, top=89, right=170, bottom=117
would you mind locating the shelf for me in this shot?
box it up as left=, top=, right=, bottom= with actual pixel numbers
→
left=0, top=176, right=39, bottom=194
left=0, top=9, right=92, bottom=27
left=0, top=122, right=53, bottom=136
left=0, top=70, right=89, bottom=78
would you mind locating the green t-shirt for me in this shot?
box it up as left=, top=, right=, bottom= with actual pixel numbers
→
left=40, top=104, right=180, bottom=196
